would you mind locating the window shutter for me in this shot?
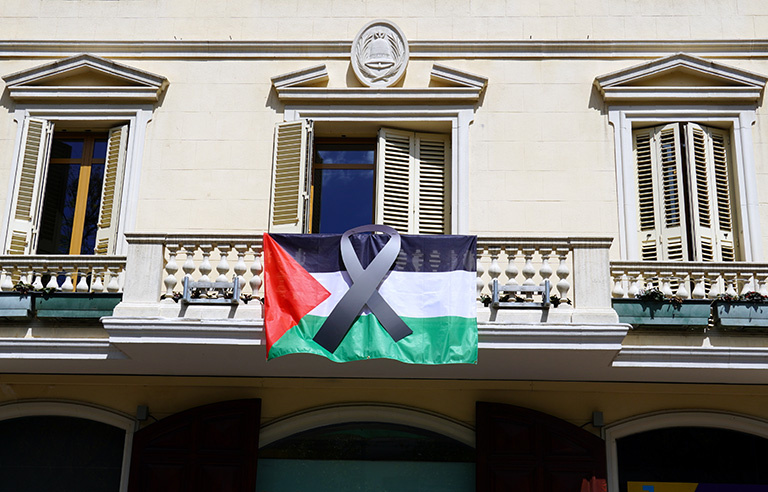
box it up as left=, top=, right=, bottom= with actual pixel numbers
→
left=94, top=124, right=129, bottom=255
left=415, top=132, right=450, bottom=234
left=376, top=128, right=451, bottom=235
left=269, top=120, right=312, bottom=233
left=376, top=128, right=416, bottom=233
left=685, top=123, right=736, bottom=262
left=634, top=124, right=689, bottom=261
left=4, top=117, right=53, bottom=254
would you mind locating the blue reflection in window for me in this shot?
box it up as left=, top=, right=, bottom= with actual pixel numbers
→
left=314, top=168, right=374, bottom=233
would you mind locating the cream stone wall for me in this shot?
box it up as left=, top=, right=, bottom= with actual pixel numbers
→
left=1, top=0, right=768, bottom=41
left=3, top=375, right=768, bottom=438
left=1, top=1, right=768, bottom=258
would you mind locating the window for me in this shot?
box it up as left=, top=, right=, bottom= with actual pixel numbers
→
left=4, top=118, right=128, bottom=255
left=269, top=120, right=451, bottom=235
left=634, top=122, right=737, bottom=262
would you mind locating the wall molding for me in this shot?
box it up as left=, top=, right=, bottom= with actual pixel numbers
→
left=3, top=40, right=768, bottom=60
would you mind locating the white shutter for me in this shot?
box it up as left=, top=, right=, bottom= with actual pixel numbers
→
left=4, top=117, right=53, bottom=254
left=94, top=124, right=129, bottom=255
left=415, top=132, right=450, bottom=234
left=376, top=128, right=415, bottom=233
left=685, top=123, right=736, bottom=262
left=269, top=120, right=312, bottom=233
left=634, top=124, right=689, bottom=261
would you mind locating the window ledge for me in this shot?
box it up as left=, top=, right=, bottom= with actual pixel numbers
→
left=274, top=87, right=483, bottom=103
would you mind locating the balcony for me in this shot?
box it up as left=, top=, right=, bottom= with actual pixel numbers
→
left=3, top=233, right=767, bottom=382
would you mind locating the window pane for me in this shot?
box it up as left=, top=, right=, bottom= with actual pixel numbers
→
left=80, top=162, right=105, bottom=254
left=0, top=416, right=124, bottom=492
left=316, top=149, right=375, bottom=165
left=51, top=139, right=84, bottom=159
left=313, top=168, right=374, bottom=233
left=92, top=138, right=108, bottom=159
left=36, top=164, right=81, bottom=254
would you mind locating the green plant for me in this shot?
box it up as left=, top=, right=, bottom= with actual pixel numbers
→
left=550, top=295, right=571, bottom=308
left=714, top=291, right=768, bottom=304
left=635, top=287, right=683, bottom=308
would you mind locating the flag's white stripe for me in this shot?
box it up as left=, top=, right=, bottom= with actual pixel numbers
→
left=307, top=270, right=477, bottom=319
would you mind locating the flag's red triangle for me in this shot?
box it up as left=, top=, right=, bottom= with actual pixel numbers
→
left=263, top=233, right=331, bottom=357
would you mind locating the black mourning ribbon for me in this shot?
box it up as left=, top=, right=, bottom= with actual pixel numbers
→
left=313, top=224, right=413, bottom=353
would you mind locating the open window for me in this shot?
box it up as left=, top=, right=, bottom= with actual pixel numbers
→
left=269, top=120, right=450, bottom=234
left=1, top=53, right=167, bottom=256
left=634, top=122, right=737, bottom=261
left=6, top=119, right=128, bottom=255
left=595, top=53, right=767, bottom=260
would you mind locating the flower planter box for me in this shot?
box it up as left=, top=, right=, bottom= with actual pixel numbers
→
left=34, top=293, right=122, bottom=319
left=713, top=302, right=768, bottom=331
left=612, top=299, right=711, bottom=330
left=0, top=293, right=33, bottom=319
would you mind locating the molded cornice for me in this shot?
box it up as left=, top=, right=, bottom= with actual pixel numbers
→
left=595, top=52, right=767, bottom=103
left=2, top=40, right=768, bottom=60
left=3, top=53, right=169, bottom=102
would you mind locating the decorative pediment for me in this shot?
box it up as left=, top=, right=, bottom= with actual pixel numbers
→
left=594, top=53, right=766, bottom=103
left=3, top=53, right=168, bottom=102
left=271, top=63, right=486, bottom=103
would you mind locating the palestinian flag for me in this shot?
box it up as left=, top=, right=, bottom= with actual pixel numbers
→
left=263, top=232, right=477, bottom=364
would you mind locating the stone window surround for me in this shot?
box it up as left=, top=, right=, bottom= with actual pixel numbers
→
left=0, top=399, right=135, bottom=492
left=608, top=106, right=761, bottom=261
left=604, top=410, right=768, bottom=491
left=283, top=105, right=475, bottom=235
left=1, top=105, right=153, bottom=256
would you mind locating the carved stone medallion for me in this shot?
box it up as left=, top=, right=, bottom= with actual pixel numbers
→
left=352, top=20, right=409, bottom=88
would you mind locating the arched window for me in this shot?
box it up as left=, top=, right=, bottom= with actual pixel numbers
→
left=605, top=411, right=768, bottom=491
left=256, top=404, right=474, bottom=492
left=0, top=401, right=134, bottom=492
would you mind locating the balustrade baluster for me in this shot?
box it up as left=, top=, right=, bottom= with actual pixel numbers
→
left=724, top=273, right=738, bottom=296
left=691, top=272, right=707, bottom=299
left=107, top=267, right=121, bottom=293
left=539, top=248, right=553, bottom=289
left=249, top=249, right=263, bottom=294
left=76, top=267, right=90, bottom=292
left=182, top=244, right=196, bottom=280
left=198, top=244, right=213, bottom=282
left=0, top=270, right=12, bottom=291
left=760, top=273, right=768, bottom=297
left=504, top=247, right=519, bottom=286
left=487, top=248, right=501, bottom=287
left=215, top=244, right=231, bottom=283
left=164, top=244, right=180, bottom=297
left=475, top=251, right=485, bottom=298
left=521, top=248, right=536, bottom=287
left=555, top=248, right=570, bottom=300
left=627, top=271, right=641, bottom=298
left=612, top=270, right=625, bottom=298
left=60, top=267, right=74, bottom=292
left=707, top=272, right=721, bottom=298
left=92, top=269, right=105, bottom=293
left=674, top=272, right=689, bottom=299
left=234, top=244, right=248, bottom=291
left=660, top=271, right=674, bottom=297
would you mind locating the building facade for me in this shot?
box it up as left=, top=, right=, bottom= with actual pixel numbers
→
left=1, top=1, right=768, bottom=490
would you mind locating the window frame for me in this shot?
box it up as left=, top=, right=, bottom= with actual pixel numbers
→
left=0, top=400, right=135, bottom=492
left=608, top=106, right=761, bottom=261
left=283, top=105, right=474, bottom=235
left=1, top=106, right=153, bottom=256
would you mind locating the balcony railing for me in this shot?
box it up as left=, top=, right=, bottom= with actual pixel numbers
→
left=0, top=255, right=126, bottom=293
left=610, top=261, right=768, bottom=299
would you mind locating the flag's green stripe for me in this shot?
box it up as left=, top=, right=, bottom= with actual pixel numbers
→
left=269, top=315, right=477, bottom=364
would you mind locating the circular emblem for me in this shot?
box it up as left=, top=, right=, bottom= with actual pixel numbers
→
left=352, top=20, right=409, bottom=88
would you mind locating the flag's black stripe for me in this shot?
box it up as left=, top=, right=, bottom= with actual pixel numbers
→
left=269, top=233, right=476, bottom=273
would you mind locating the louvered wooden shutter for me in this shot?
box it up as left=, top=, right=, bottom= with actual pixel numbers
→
left=376, top=128, right=450, bottom=234
left=634, top=124, right=689, bottom=261
left=415, top=132, right=450, bottom=234
left=94, top=124, right=129, bottom=255
left=685, top=123, right=736, bottom=262
left=269, top=120, right=312, bottom=233
left=4, top=118, right=53, bottom=254
left=376, top=128, right=415, bottom=233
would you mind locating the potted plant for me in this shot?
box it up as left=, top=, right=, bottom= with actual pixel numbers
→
left=0, top=281, right=34, bottom=319
left=712, top=291, right=768, bottom=331
left=612, top=287, right=711, bottom=331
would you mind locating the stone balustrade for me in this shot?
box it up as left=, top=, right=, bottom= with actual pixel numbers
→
left=0, top=255, right=126, bottom=293
left=477, top=237, right=614, bottom=312
left=118, top=234, right=615, bottom=318
left=610, top=261, right=768, bottom=299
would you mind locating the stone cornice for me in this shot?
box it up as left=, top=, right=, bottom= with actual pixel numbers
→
left=2, top=40, right=768, bottom=60
left=274, top=87, right=483, bottom=103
